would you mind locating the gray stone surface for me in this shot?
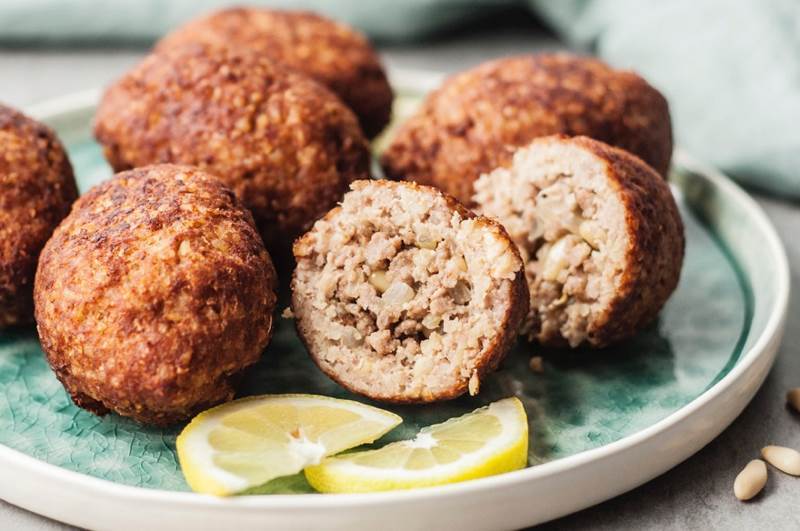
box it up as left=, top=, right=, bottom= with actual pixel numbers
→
left=1, top=19, right=798, bottom=531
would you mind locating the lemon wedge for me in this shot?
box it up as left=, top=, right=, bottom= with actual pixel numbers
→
left=176, top=394, right=402, bottom=495
left=304, top=397, right=528, bottom=493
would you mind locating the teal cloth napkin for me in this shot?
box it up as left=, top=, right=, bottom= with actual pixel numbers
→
left=530, top=0, right=800, bottom=198
left=2, top=0, right=798, bottom=197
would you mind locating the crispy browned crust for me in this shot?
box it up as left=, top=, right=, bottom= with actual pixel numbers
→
left=0, top=104, right=77, bottom=328
left=33, top=164, right=278, bottom=426
left=156, top=8, right=393, bottom=138
left=93, top=43, right=371, bottom=252
left=534, top=136, right=684, bottom=348
left=381, top=53, right=673, bottom=205
left=290, top=179, right=528, bottom=403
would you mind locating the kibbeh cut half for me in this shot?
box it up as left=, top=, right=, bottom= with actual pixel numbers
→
left=34, top=164, right=278, bottom=426
left=474, top=135, right=684, bottom=348
left=0, top=103, right=78, bottom=328
left=291, top=179, right=529, bottom=403
left=93, top=44, right=370, bottom=253
left=382, top=53, right=672, bottom=205
left=156, top=7, right=393, bottom=138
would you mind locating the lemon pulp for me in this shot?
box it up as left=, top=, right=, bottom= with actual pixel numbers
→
left=305, top=397, right=528, bottom=493
left=176, top=394, right=402, bottom=495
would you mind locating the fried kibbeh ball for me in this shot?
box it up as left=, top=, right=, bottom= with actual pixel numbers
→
left=291, top=180, right=529, bottom=403
left=34, top=164, right=278, bottom=426
left=382, top=53, right=673, bottom=205
left=93, top=44, right=370, bottom=252
left=157, top=8, right=393, bottom=138
left=0, top=104, right=77, bottom=328
left=474, top=136, right=684, bottom=348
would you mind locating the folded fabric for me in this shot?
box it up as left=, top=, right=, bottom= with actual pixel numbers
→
left=1, top=0, right=797, bottom=197
left=530, top=0, right=800, bottom=198
left=0, top=0, right=511, bottom=43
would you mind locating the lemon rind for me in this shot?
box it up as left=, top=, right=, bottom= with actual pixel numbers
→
left=305, top=397, right=529, bottom=493
left=177, top=393, right=402, bottom=495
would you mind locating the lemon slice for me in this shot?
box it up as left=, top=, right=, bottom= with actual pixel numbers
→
left=305, top=397, right=528, bottom=493
left=176, top=394, right=402, bottom=495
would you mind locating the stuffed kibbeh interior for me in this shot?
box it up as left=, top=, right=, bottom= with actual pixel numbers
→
left=291, top=180, right=529, bottom=403
left=474, top=135, right=684, bottom=348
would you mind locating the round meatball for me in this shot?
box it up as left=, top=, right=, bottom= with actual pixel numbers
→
left=34, top=164, right=278, bottom=426
left=0, top=104, right=77, bottom=328
left=93, top=44, right=370, bottom=253
left=382, top=53, right=673, bottom=205
left=156, top=8, right=393, bottom=138
left=292, top=180, right=529, bottom=403
left=474, top=135, right=684, bottom=348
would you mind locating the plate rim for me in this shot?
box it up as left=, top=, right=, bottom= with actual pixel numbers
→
left=1, top=68, right=790, bottom=522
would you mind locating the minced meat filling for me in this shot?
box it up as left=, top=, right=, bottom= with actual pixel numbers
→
left=293, top=181, right=522, bottom=399
left=474, top=143, right=627, bottom=347
left=325, top=232, right=471, bottom=363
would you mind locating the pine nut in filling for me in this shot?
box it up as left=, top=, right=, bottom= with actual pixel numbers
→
left=291, top=180, right=528, bottom=403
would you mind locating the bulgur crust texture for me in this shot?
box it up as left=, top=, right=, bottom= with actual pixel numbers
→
left=474, top=135, right=684, bottom=348
left=0, top=104, right=77, bottom=328
left=156, top=8, right=393, bottom=138
left=382, top=53, right=672, bottom=205
left=93, top=44, right=370, bottom=249
left=34, top=164, right=278, bottom=426
left=291, top=179, right=528, bottom=403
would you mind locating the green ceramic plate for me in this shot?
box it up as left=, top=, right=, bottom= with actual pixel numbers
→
left=0, top=70, right=789, bottom=530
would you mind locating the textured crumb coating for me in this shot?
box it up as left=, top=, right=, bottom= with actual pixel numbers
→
left=292, top=179, right=528, bottom=403
left=94, top=44, right=371, bottom=250
left=0, top=104, right=77, bottom=328
left=475, top=135, right=684, bottom=348
left=34, top=164, right=278, bottom=426
left=156, top=8, right=393, bottom=138
left=382, top=53, right=672, bottom=205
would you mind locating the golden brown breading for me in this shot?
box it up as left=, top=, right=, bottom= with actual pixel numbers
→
left=93, top=44, right=371, bottom=252
left=34, top=164, right=278, bottom=426
left=156, top=8, right=393, bottom=138
left=381, top=53, right=672, bottom=205
left=0, top=104, right=77, bottom=328
left=569, top=137, right=683, bottom=347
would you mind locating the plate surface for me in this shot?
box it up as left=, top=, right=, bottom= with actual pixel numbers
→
left=0, top=70, right=789, bottom=530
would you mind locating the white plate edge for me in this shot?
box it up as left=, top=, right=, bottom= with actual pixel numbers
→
left=0, top=70, right=790, bottom=524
